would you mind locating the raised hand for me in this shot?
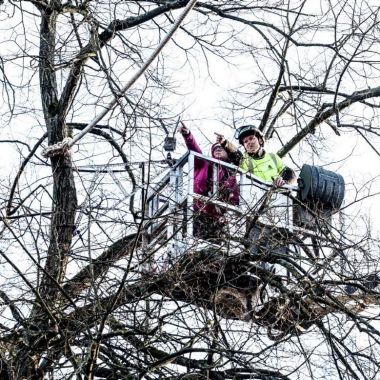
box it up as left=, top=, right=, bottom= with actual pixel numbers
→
left=214, top=132, right=226, bottom=145
left=179, top=122, right=190, bottom=135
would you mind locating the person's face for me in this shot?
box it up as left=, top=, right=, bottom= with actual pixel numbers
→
left=213, top=146, right=228, bottom=161
left=243, top=134, right=261, bottom=154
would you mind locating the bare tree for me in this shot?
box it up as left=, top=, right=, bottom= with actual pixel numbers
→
left=1, top=0, right=380, bottom=379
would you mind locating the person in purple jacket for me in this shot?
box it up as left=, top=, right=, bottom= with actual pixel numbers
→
left=180, top=123, right=239, bottom=241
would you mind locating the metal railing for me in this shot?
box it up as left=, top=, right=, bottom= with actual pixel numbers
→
left=142, top=152, right=321, bottom=269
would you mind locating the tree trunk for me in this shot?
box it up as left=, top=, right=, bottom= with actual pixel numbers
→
left=15, top=7, right=77, bottom=378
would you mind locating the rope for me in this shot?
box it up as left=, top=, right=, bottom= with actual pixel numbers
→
left=41, top=137, right=73, bottom=158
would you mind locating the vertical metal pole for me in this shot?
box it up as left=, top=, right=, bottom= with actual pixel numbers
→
left=239, top=171, right=247, bottom=226
left=178, top=164, right=184, bottom=201
left=141, top=162, right=146, bottom=244
left=187, top=152, right=195, bottom=238
left=148, top=197, right=153, bottom=234
left=177, top=163, right=184, bottom=239
left=168, top=165, right=179, bottom=261
left=153, top=194, right=159, bottom=232
left=287, top=190, right=294, bottom=233
left=212, top=160, right=218, bottom=197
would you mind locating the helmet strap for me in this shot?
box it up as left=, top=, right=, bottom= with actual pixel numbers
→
left=248, top=147, right=265, bottom=159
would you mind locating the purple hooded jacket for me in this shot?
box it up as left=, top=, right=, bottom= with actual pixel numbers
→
left=183, top=132, right=239, bottom=217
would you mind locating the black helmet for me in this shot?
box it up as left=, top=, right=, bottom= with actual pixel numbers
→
left=234, top=125, right=265, bottom=145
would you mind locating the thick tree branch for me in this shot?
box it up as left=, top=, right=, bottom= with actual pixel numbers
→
left=278, top=86, right=380, bottom=156
left=63, top=233, right=139, bottom=300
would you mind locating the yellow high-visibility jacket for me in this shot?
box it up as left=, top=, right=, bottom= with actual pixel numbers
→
left=240, top=152, right=284, bottom=182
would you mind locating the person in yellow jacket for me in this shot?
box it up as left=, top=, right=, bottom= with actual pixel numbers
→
left=218, top=125, right=296, bottom=276
left=216, top=125, right=296, bottom=185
